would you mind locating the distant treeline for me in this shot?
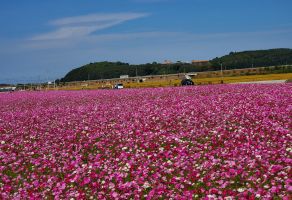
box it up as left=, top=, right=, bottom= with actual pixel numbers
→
left=59, top=48, right=292, bottom=82
left=211, top=48, right=292, bottom=70
left=59, top=62, right=210, bottom=82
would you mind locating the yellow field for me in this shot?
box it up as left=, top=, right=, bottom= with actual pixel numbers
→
left=124, top=73, right=292, bottom=88
left=194, top=73, right=292, bottom=84
left=55, top=73, right=292, bottom=90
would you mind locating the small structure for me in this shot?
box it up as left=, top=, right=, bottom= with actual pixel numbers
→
left=163, top=60, right=173, bottom=65
left=191, top=60, right=209, bottom=66
left=0, top=86, right=16, bottom=92
left=120, top=75, right=129, bottom=79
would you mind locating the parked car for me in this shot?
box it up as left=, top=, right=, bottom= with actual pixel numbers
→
left=114, top=83, right=124, bottom=89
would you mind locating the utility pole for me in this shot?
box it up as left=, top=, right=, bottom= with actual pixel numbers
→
left=38, top=75, right=41, bottom=91
left=220, top=63, right=223, bottom=84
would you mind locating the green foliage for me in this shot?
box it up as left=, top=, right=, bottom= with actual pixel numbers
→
left=60, top=49, right=292, bottom=82
left=60, top=61, right=207, bottom=82
left=210, top=48, right=292, bottom=69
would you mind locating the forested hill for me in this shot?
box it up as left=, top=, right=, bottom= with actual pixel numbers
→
left=60, top=62, right=208, bottom=82
left=210, top=48, right=292, bottom=70
left=60, top=48, right=292, bottom=82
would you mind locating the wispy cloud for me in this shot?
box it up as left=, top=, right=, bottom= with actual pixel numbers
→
left=25, top=28, right=292, bottom=50
left=31, top=13, right=149, bottom=41
left=27, top=32, right=173, bottom=48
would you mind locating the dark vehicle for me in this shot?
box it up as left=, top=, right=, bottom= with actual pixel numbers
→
left=181, top=73, right=197, bottom=86
left=181, top=79, right=194, bottom=86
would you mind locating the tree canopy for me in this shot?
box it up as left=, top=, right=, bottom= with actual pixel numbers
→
left=60, top=48, right=292, bottom=82
left=210, top=48, right=292, bottom=70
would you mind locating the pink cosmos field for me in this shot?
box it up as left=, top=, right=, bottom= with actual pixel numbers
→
left=0, top=84, right=291, bottom=199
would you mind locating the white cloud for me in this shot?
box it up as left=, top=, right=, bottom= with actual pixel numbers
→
left=50, top=13, right=148, bottom=26
left=25, top=29, right=292, bottom=50
left=31, top=13, right=149, bottom=41
left=25, top=32, right=172, bottom=49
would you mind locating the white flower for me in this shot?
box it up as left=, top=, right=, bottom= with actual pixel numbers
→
left=109, top=183, right=115, bottom=189
left=0, top=141, right=5, bottom=144
left=207, top=194, right=216, bottom=199
left=237, top=188, right=245, bottom=192
left=286, top=147, right=292, bottom=153
left=142, top=181, right=150, bottom=189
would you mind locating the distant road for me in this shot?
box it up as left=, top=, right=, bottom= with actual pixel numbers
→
left=234, top=80, right=287, bottom=84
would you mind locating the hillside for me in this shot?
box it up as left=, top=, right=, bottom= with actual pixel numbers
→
left=60, top=48, right=292, bottom=82
left=60, top=62, right=210, bottom=82
left=210, top=48, right=292, bottom=70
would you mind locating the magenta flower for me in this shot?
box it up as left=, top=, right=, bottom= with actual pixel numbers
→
left=0, top=84, right=291, bottom=198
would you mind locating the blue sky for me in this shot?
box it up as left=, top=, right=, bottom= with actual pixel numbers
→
left=0, top=0, right=292, bottom=83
